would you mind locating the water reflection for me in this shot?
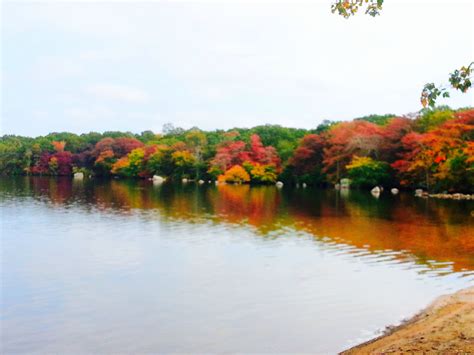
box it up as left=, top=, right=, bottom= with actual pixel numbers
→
left=2, top=177, right=473, bottom=273
left=2, top=177, right=474, bottom=353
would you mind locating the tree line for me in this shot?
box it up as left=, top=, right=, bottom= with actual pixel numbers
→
left=1, top=107, right=473, bottom=192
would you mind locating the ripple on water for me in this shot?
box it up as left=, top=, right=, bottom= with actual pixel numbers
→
left=1, top=177, right=473, bottom=353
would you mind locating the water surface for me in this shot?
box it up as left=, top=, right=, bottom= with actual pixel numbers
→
left=1, top=177, right=473, bottom=353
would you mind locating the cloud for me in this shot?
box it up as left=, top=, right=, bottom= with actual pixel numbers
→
left=85, top=84, right=150, bottom=103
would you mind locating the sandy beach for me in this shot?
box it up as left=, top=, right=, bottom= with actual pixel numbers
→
left=342, top=287, right=474, bottom=354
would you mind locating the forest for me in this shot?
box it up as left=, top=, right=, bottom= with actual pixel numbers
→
left=1, top=106, right=473, bottom=192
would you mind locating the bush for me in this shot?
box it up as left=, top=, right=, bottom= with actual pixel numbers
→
left=346, top=156, right=390, bottom=188
left=218, top=165, right=250, bottom=184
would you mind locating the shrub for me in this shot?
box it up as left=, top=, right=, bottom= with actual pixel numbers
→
left=218, top=165, right=250, bottom=184
left=346, top=156, right=390, bottom=188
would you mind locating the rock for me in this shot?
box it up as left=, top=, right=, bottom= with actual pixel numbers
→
left=302, top=183, right=307, bottom=188
left=182, top=178, right=188, bottom=183
left=73, top=172, right=84, bottom=179
left=152, top=175, right=165, bottom=184
left=371, top=186, right=381, bottom=194
left=276, top=181, right=284, bottom=188
left=198, top=179, right=205, bottom=184
left=335, top=183, right=341, bottom=190
left=208, top=180, right=212, bottom=184
left=453, top=193, right=461, bottom=200
left=371, top=186, right=381, bottom=198
left=391, top=188, right=399, bottom=195
left=415, top=189, right=423, bottom=197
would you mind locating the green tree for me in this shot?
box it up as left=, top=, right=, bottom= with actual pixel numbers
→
left=346, top=156, right=391, bottom=188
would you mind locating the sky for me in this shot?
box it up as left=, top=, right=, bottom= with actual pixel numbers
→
left=1, top=0, right=473, bottom=137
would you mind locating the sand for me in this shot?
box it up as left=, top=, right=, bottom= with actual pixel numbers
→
left=341, top=287, right=474, bottom=354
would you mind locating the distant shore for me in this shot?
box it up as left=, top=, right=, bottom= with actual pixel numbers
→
left=341, top=287, right=474, bottom=354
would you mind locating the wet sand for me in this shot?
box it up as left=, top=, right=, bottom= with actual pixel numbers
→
left=342, top=287, right=474, bottom=354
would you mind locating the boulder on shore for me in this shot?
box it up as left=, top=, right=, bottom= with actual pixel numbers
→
left=371, top=186, right=381, bottom=194
left=391, top=188, right=399, bottom=195
left=73, top=172, right=84, bottom=180
left=152, top=175, right=165, bottom=184
left=415, top=189, right=423, bottom=197
left=276, top=181, right=284, bottom=188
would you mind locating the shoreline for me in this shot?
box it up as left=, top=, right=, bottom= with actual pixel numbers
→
left=341, top=287, right=474, bottom=354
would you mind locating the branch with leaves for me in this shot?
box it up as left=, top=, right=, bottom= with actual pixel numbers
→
left=331, top=1, right=472, bottom=109
left=331, top=0, right=383, bottom=18
left=421, top=62, right=473, bottom=108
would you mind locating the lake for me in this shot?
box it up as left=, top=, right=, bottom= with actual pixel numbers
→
left=1, top=177, right=473, bottom=353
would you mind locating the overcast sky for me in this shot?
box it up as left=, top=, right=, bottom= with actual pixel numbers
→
left=1, top=0, right=473, bottom=136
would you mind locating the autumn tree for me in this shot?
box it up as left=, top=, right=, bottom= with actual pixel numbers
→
left=323, top=121, right=384, bottom=182
left=51, top=141, right=66, bottom=152
left=392, top=109, right=474, bottom=191
left=288, top=134, right=325, bottom=185
left=218, top=165, right=251, bottom=184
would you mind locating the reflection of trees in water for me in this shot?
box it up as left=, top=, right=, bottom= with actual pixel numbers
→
left=208, top=185, right=281, bottom=230
left=287, top=190, right=474, bottom=272
left=3, top=177, right=473, bottom=272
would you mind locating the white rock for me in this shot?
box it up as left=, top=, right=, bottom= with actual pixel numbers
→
left=371, top=186, right=381, bottom=194
left=182, top=178, right=188, bottom=183
left=415, top=189, right=423, bottom=196
left=302, top=183, right=307, bottom=188
left=198, top=179, right=205, bottom=184
left=276, top=181, right=284, bottom=188
left=391, top=188, right=399, bottom=195
left=73, top=172, right=84, bottom=179
left=152, top=175, right=165, bottom=184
